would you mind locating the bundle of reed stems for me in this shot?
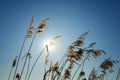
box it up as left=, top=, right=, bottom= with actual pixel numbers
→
left=8, top=17, right=119, bottom=80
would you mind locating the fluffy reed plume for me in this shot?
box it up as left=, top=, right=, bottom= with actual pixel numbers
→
left=66, top=31, right=90, bottom=61
left=84, top=49, right=105, bottom=58
left=67, top=48, right=84, bottom=61
left=69, top=34, right=105, bottom=80
left=95, top=58, right=119, bottom=80
left=71, top=31, right=89, bottom=47
left=55, top=32, right=105, bottom=80
left=8, top=56, right=18, bottom=80
left=16, top=73, right=20, bottom=80
left=13, top=16, right=35, bottom=80
left=72, top=49, right=105, bottom=80
left=26, top=16, right=35, bottom=38
left=100, top=57, right=119, bottom=73
left=37, top=18, right=50, bottom=33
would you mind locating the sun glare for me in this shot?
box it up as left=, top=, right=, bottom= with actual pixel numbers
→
left=43, top=40, right=56, bottom=51
left=43, top=36, right=61, bottom=53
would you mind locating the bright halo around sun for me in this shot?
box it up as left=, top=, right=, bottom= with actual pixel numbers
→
left=43, top=36, right=61, bottom=52
left=43, top=40, right=56, bottom=51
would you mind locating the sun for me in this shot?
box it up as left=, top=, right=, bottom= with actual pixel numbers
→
left=43, top=40, right=56, bottom=51
left=43, top=36, right=61, bottom=52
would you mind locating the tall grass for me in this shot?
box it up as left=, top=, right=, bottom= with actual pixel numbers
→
left=8, top=17, right=119, bottom=80
left=13, top=16, right=35, bottom=80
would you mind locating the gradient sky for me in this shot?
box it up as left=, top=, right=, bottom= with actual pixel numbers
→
left=0, top=0, right=120, bottom=80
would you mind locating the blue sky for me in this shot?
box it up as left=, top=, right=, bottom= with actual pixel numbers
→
left=0, top=0, right=120, bottom=80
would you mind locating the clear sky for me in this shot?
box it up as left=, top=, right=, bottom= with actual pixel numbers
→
left=0, top=0, right=120, bottom=80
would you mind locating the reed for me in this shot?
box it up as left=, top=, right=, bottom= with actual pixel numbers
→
left=9, top=17, right=119, bottom=80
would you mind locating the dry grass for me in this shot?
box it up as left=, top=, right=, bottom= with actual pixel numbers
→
left=8, top=17, right=119, bottom=80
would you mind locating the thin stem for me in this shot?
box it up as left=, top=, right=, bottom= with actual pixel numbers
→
left=48, top=72, right=50, bottom=80
left=77, top=76, right=80, bottom=80
left=44, top=62, right=47, bottom=80
left=44, top=63, right=46, bottom=76
left=25, top=58, right=30, bottom=80
left=43, top=70, right=51, bottom=80
left=71, top=54, right=89, bottom=80
left=20, top=32, right=37, bottom=80
left=13, top=16, right=34, bottom=80
left=58, top=59, right=68, bottom=80
left=71, top=62, right=83, bottom=80
left=60, top=59, right=72, bottom=80
left=81, top=58, right=86, bottom=72
left=59, top=53, right=66, bottom=67
left=27, top=47, right=46, bottom=80
left=116, top=68, right=120, bottom=80
left=8, top=66, right=13, bottom=80
left=13, top=37, right=26, bottom=80
left=60, top=59, right=68, bottom=73
left=61, top=72, right=65, bottom=80
left=51, top=72, right=54, bottom=80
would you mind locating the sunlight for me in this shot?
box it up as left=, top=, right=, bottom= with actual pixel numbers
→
left=43, top=36, right=61, bottom=52
left=43, top=39, right=56, bottom=51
